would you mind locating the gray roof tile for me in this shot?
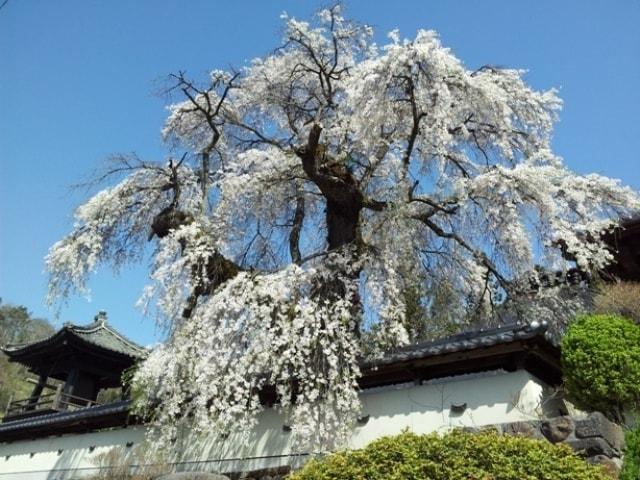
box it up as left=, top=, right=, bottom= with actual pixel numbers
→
left=3, top=313, right=147, bottom=359
left=364, top=320, right=550, bottom=369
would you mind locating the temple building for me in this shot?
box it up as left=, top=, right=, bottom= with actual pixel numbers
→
left=1, top=312, right=145, bottom=438
left=1, top=317, right=597, bottom=479
left=603, top=215, right=640, bottom=281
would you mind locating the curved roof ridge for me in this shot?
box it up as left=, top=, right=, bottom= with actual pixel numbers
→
left=2, top=327, right=66, bottom=352
left=393, top=320, right=545, bottom=352
left=69, top=318, right=147, bottom=355
left=2, top=312, right=146, bottom=359
left=362, top=320, right=550, bottom=369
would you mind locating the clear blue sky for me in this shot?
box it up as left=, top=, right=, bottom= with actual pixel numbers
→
left=1, top=1, right=639, bottom=346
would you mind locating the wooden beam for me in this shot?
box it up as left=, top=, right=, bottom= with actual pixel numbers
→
left=25, top=377, right=59, bottom=390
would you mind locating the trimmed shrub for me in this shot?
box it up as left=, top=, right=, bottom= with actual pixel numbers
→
left=288, top=430, right=608, bottom=480
left=561, top=314, right=640, bottom=418
left=621, top=423, right=640, bottom=480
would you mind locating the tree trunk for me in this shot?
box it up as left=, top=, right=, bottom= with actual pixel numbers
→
left=326, top=198, right=361, bottom=250
left=297, top=124, right=364, bottom=251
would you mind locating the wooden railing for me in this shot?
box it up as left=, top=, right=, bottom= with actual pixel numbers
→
left=4, top=386, right=100, bottom=420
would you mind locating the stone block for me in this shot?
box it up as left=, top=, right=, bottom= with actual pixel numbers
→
left=566, top=437, right=615, bottom=458
left=501, top=421, right=539, bottom=438
left=575, top=412, right=625, bottom=452
left=586, top=455, right=622, bottom=478
left=540, top=416, right=574, bottom=443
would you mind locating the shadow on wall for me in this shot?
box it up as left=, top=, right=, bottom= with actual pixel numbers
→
left=37, top=428, right=146, bottom=480
left=47, top=437, right=169, bottom=480
left=46, top=448, right=85, bottom=480
left=354, top=370, right=552, bottom=445
left=169, top=409, right=308, bottom=475
left=45, top=411, right=306, bottom=478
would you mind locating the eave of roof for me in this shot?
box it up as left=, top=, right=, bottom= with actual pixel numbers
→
left=364, top=320, right=552, bottom=369
left=2, top=317, right=147, bottom=361
left=0, top=401, right=132, bottom=440
left=358, top=320, right=560, bottom=390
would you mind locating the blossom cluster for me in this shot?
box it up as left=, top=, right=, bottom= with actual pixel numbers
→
left=47, top=6, right=640, bottom=449
left=134, top=250, right=366, bottom=449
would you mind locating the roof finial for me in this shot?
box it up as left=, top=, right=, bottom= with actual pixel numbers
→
left=95, top=310, right=108, bottom=326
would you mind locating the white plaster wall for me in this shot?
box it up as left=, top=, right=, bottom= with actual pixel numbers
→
left=0, top=369, right=549, bottom=479
left=0, top=427, right=147, bottom=480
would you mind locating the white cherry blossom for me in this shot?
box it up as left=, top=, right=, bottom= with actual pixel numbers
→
left=47, top=7, right=639, bottom=449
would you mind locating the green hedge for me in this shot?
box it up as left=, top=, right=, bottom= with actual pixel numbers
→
left=561, top=314, right=640, bottom=417
left=288, top=430, right=608, bottom=480
left=621, top=423, right=640, bottom=480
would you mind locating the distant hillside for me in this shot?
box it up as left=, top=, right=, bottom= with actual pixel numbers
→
left=0, top=301, right=55, bottom=418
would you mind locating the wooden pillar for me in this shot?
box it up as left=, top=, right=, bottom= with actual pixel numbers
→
left=52, top=383, right=63, bottom=410
left=63, top=368, right=78, bottom=396
left=4, top=394, right=13, bottom=417
left=63, top=368, right=99, bottom=406
left=26, top=374, right=48, bottom=410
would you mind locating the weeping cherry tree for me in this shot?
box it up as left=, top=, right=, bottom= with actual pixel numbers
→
left=46, top=7, right=640, bottom=448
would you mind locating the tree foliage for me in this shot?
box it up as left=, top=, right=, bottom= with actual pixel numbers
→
left=562, top=314, right=640, bottom=419
left=0, top=301, right=54, bottom=417
left=289, top=430, right=609, bottom=480
left=46, top=7, right=640, bottom=448
left=620, top=422, right=640, bottom=480
left=593, top=281, right=640, bottom=324
left=621, top=422, right=640, bottom=480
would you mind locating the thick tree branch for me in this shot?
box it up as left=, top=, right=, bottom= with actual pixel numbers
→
left=289, top=182, right=305, bottom=264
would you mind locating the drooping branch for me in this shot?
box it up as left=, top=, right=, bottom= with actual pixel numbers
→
left=136, top=153, right=244, bottom=318
left=409, top=183, right=460, bottom=216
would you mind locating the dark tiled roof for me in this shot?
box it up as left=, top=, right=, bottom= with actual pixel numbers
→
left=0, top=401, right=131, bottom=435
left=620, top=215, right=640, bottom=229
left=364, top=320, right=551, bottom=369
left=2, top=312, right=147, bottom=360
